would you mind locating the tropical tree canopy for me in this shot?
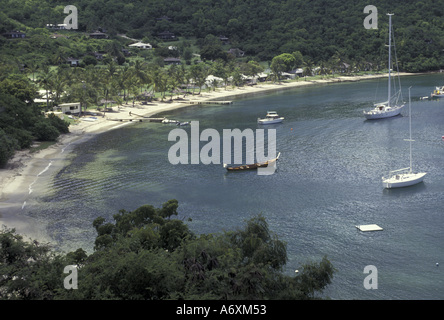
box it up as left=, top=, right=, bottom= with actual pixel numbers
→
left=0, top=200, right=335, bottom=300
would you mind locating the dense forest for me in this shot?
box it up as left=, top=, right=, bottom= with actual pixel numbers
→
left=1, top=0, right=443, bottom=71
left=0, top=200, right=335, bottom=300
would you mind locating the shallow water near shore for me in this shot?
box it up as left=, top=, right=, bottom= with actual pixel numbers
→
left=26, top=74, right=444, bottom=299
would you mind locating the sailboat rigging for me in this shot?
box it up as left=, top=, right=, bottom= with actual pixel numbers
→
left=382, top=87, right=427, bottom=188
left=364, top=13, right=404, bottom=119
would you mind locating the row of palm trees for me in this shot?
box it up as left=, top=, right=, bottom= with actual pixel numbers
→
left=33, top=59, right=266, bottom=114
left=33, top=61, right=207, bottom=114
left=299, top=53, right=387, bottom=80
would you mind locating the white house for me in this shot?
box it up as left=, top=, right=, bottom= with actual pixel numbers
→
left=128, top=42, right=152, bottom=49
left=55, top=102, right=81, bottom=114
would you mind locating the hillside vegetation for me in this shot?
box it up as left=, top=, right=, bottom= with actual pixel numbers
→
left=0, top=200, right=335, bottom=300
left=1, top=0, right=443, bottom=71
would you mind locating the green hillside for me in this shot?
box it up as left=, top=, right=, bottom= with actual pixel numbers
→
left=1, top=0, right=444, bottom=71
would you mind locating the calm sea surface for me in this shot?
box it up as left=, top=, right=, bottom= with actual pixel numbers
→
left=26, top=74, right=444, bottom=299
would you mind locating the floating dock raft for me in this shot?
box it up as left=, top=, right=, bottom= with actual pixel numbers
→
left=355, top=224, right=383, bottom=232
left=178, top=100, right=232, bottom=105
left=109, top=117, right=165, bottom=122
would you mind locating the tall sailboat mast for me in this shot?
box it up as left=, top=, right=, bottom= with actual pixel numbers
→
left=408, top=87, right=413, bottom=173
left=387, top=13, right=393, bottom=108
left=363, top=13, right=404, bottom=120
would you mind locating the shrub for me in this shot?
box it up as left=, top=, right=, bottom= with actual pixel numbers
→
left=47, top=113, right=70, bottom=134
left=33, top=121, right=60, bottom=141
left=0, top=128, right=17, bottom=167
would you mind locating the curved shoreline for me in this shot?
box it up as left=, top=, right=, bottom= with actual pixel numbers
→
left=0, top=72, right=420, bottom=243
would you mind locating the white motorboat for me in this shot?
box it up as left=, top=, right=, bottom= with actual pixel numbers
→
left=257, top=111, right=284, bottom=124
left=382, top=87, right=426, bottom=189
left=162, top=118, right=179, bottom=124
left=364, top=14, right=404, bottom=120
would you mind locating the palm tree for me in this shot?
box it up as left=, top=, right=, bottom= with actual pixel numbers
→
left=68, top=65, right=85, bottom=85
left=302, top=58, right=314, bottom=81
left=318, top=61, right=330, bottom=79
left=209, top=78, right=219, bottom=92
left=25, top=62, right=40, bottom=82
left=36, top=65, right=54, bottom=110
left=231, top=67, right=244, bottom=87
left=132, top=60, right=150, bottom=93
left=178, top=65, right=191, bottom=98
left=167, top=64, right=187, bottom=100
left=151, top=66, right=167, bottom=101
left=53, top=48, right=68, bottom=66
left=52, top=68, right=68, bottom=106
left=330, top=51, right=346, bottom=76
left=98, top=67, right=120, bottom=110
left=125, top=71, right=141, bottom=106
left=189, top=64, right=209, bottom=95
left=221, top=68, right=230, bottom=90
left=113, top=66, right=130, bottom=104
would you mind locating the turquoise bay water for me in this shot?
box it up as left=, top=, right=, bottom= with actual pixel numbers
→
left=27, top=74, right=444, bottom=299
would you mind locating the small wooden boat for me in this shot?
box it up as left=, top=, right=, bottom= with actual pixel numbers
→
left=223, top=152, right=280, bottom=171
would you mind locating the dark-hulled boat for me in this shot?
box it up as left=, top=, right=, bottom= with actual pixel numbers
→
left=223, top=152, right=280, bottom=171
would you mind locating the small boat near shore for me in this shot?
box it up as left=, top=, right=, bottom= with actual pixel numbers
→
left=257, top=111, right=284, bottom=124
left=223, top=152, right=280, bottom=171
left=162, top=118, right=179, bottom=124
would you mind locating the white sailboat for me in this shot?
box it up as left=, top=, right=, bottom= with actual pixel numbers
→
left=382, top=87, right=426, bottom=189
left=364, top=14, right=404, bottom=120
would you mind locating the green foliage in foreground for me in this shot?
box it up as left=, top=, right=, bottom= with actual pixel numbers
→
left=0, top=74, right=70, bottom=167
left=0, top=200, right=335, bottom=300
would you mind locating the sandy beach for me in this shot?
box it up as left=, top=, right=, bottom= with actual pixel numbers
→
left=0, top=72, right=415, bottom=243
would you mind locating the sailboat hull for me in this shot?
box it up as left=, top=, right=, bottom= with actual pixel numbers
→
left=382, top=172, right=427, bottom=188
left=364, top=105, right=404, bottom=119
